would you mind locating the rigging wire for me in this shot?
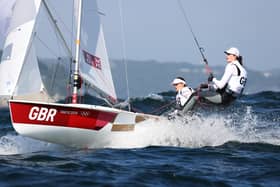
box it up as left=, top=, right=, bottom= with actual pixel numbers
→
left=176, top=0, right=212, bottom=75
left=68, top=0, right=75, bottom=103
left=118, top=0, right=131, bottom=111
left=42, top=0, right=74, bottom=102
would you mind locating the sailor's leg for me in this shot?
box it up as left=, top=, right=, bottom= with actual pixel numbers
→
left=181, top=95, right=197, bottom=113
left=199, top=90, right=222, bottom=104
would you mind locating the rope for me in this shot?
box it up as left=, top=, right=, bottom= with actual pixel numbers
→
left=150, top=101, right=176, bottom=115
left=121, top=100, right=176, bottom=115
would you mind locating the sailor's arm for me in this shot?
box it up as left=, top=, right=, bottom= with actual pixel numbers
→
left=212, top=65, right=234, bottom=89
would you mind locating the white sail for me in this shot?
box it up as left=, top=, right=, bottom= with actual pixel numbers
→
left=0, top=0, right=43, bottom=104
left=35, top=0, right=117, bottom=102
left=0, top=0, right=17, bottom=48
left=0, top=0, right=116, bottom=106
left=78, top=0, right=117, bottom=103
left=31, top=0, right=73, bottom=101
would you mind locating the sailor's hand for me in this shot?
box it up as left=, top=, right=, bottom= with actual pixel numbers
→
left=208, top=73, right=214, bottom=82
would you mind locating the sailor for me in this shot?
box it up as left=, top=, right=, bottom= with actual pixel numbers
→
left=169, top=77, right=195, bottom=117
left=206, top=47, right=248, bottom=105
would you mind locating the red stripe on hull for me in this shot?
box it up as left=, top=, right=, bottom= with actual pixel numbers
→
left=9, top=101, right=117, bottom=131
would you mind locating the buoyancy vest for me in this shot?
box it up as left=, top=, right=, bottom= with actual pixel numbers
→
left=176, top=87, right=194, bottom=109
left=227, top=61, right=247, bottom=95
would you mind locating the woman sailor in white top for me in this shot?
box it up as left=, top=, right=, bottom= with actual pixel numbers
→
left=207, top=47, right=247, bottom=105
left=171, top=77, right=196, bottom=115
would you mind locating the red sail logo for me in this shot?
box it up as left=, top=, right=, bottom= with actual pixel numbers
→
left=83, top=50, right=102, bottom=70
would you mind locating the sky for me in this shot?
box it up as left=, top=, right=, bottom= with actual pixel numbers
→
left=97, top=0, right=280, bottom=71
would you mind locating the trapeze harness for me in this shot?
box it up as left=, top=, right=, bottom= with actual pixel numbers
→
left=215, top=61, right=247, bottom=105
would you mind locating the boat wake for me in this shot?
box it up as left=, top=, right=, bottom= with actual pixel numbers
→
left=0, top=134, right=65, bottom=155
left=103, top=106, right=280, bottom=149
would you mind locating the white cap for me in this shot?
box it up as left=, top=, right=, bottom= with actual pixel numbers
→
left=172, top=78, right=186, bottom=85
left=224, top=47, right=240, bottom=57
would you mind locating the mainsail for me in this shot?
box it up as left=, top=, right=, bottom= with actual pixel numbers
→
left=0, top=0, right=117, bottom=106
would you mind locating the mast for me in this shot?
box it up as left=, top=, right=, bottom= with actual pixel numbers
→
left=72, top=0, right=83, bottom=104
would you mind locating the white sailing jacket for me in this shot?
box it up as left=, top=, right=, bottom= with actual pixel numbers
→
left=213, top=60, right=247, bottom=95
left=176, top=86, right=194, bottom=107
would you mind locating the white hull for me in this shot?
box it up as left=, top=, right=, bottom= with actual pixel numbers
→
left=9, top=100, right=160, bottom=149
left=12, top=123, right=115, bottom=149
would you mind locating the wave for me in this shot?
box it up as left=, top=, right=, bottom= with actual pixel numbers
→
left=0, top=134, right=66, bottom=155
left=129, top=90, right=280, bottom=115
left=141, top=90, right=280, bottom=104
left=122, top=91, right=280, bottom=148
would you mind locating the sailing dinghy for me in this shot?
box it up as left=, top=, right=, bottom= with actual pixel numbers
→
left=9, top=100, right=159, bottom=148
left=9, top=0, right=160, bottom=148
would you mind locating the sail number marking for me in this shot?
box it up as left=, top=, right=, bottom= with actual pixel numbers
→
left=28, top=106, right=57, bottom=122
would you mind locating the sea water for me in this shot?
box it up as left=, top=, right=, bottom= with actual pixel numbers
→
left=0, top=91, right=279, bottom=186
